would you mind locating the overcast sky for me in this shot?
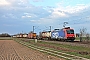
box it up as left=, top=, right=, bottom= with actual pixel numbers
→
left=0, top=0, right=90, bottom=34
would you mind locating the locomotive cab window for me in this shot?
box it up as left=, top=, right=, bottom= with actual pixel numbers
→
left=66, top=30, right=74, bottom=34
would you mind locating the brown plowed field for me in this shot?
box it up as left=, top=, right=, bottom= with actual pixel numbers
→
left=0, top=40, right=62, bottom=60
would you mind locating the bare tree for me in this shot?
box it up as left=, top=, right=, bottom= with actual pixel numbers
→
left=80, top=27, right=87, bottom=42
left=0, top=33, right=11, bottom=37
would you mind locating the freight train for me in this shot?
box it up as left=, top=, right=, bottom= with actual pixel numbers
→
left=12, top=33, right=37, bottom=39
left=12, top=27, right=75, bottom=41
left=37, top=27, right=75, bottom=41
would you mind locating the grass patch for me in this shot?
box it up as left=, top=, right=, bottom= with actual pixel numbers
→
left=28, top=40, right=90, bottom=59
left=75, top=37, right=80, bottom=40
left=14, top=38, right=90, bottom=59
left=0, top=37, right=13, bottom=40
left=20, top=39, right=90, bottom=52
left=66, top=52, right=90, bottom=59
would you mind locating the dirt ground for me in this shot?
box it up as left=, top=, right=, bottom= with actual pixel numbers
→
left=0, top=40, right=63, bottom=60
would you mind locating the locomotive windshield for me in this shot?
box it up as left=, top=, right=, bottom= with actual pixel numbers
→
left=66, top=29, right=74, bottom=34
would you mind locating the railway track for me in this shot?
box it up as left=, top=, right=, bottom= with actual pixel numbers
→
left=16, top=40, right=89, bottom=60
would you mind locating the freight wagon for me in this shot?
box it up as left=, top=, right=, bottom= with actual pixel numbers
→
left=23, top=34, right=28, bottom=38
left=28, top=32, right=37, bottom=39
left=38, top=31, right=51, bottom=40
left=19, top=33, right=23, bottom=38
